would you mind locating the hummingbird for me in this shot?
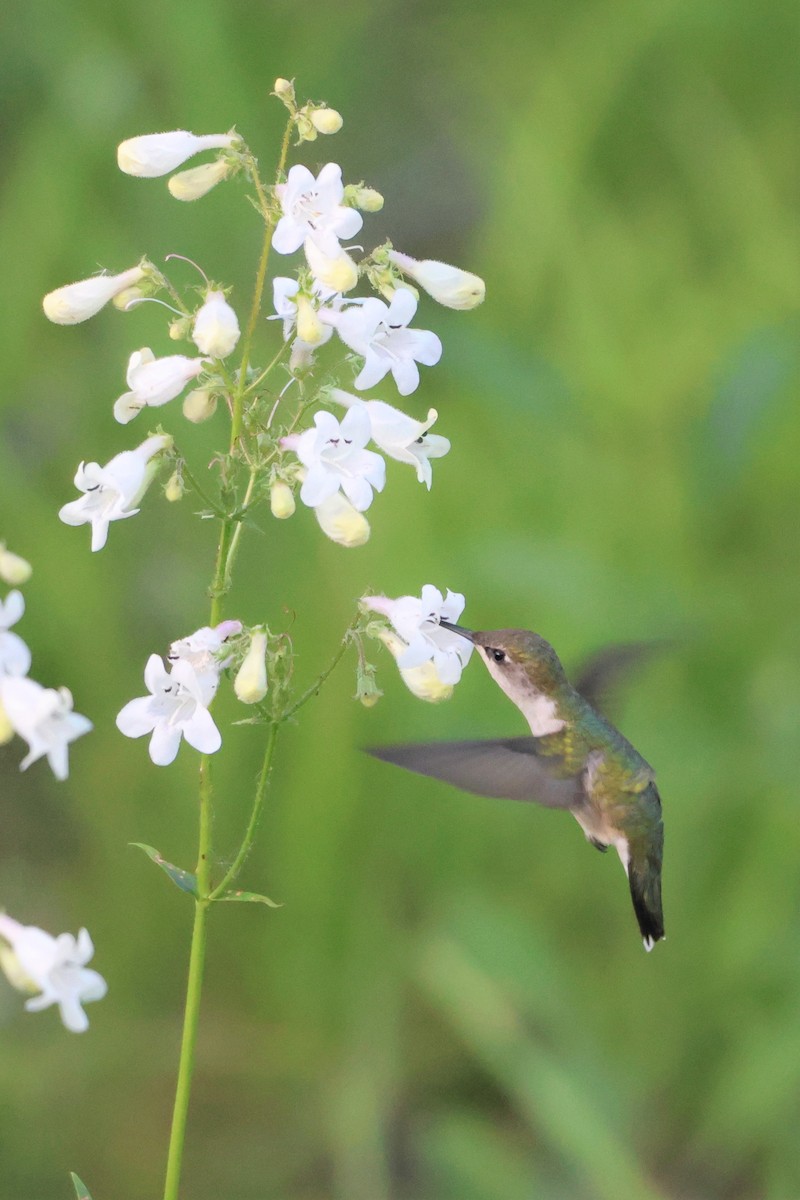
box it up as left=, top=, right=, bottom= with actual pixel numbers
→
left=369, top=623, right=665, bottom=950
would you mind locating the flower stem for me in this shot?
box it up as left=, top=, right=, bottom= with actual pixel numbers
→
left=209, top=722, right=279, bottom=900
left=281, top=619, right=359, bottom=722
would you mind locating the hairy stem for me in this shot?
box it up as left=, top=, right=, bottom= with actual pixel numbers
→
left=209, top=722, right=279, bottom=900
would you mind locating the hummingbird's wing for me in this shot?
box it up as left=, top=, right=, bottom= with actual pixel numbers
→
left=367, top=737, right=580, bottom=808
left=574, top=641, right=666, bottom=717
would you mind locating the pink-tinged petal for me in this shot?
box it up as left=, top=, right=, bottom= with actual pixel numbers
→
left=390, top=358, right=420, bottom=396
left=354, top=353, right=391, bottom=391
left=144, top=653, right=168, bottom=694
left=300, top=468, right=340, bottom=508
left=272, top=216, right=306, bottom=255
left=387, top=288, right=418, bottom=326
left=149, top=724, right=182, bottom=766
left=115, top=697, right=157, bottom=738
left=183, top=707, right=222, bottom=754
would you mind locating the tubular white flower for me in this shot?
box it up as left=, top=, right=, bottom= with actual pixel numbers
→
left=117, top=131, right=237, bottom=178
left=323, top=288, right=442, bottom=395
left=314, top=491, right=370, bottom=547
left=168, top=159, right=230, bottom=201
left=283, top=407, right=385, bottom=512
left=329, top=389, right=450, bottom=488
left=114, top=348, right=206, bottom=424
left=192, top=291, right=240, bottom=358
left=59, top=434, right=171, bottom=552
left=0, top=677, right=92, bottom=780
left=389, top=251, right=485, bottom=311
left=0, top=546, right=33, bottom=587
left=234, top=631, right=268, bottom=704
left=0, top=915, right=107, bottom=1033
left=167, top=619, right=242, bottom=686
left=0, top=590, right=31, bottom=677
left=116, top=655, right=222, bottom=766
left=363, top=586, right=472, bottom=685
left=272, top=163, right=363, bottom=257
left=303, top=237, right=359, bottom=293
left=377, top=629, right=454, bottom=703
left=42, top=266, right=145, bottom=325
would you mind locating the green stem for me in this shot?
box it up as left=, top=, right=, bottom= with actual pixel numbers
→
left=281, top=621, right=357, bottom=722
left=209, top=722, right=279, bottom=900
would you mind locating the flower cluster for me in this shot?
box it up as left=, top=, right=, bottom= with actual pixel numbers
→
left=0, top=552, right=91, bottom=780
left=362, top=585, right=474, bottom=702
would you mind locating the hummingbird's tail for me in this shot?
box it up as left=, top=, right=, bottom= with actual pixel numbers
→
left=627, top=829, right=665, bottom=951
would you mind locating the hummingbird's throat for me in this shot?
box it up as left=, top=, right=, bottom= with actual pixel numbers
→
left=480, top=652, right=566, bottom=737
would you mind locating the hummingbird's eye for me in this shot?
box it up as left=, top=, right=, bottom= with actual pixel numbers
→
left=490, top=648, right=506, bottom=663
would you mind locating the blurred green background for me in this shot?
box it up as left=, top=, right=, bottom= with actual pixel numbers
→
left=1, top=0, right=798, bottom=1197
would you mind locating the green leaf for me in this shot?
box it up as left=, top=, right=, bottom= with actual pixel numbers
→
left=130, top=843, right=197, bottom=897
left=215, top=889, right=281, bottom=907
left=70, top=1174, right=93, bottom=1200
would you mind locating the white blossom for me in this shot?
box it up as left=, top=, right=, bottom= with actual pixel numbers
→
left=0, top=676, right=92, bottom=780
left=323, top=288, right=442, bottom=395
left=377, top=628, right=454, bottom=703
left=272, top=163, right=362, bottom=257
left=0, top=591, right=31, bottom=677
left=168, top=159, right=230, bottom=201
left=283, top=407, right=385, bottom=512
left=117, top=131, right=237, bottom=178
left=329, top=389, right=450, bottom=488
left=167, top=619, right=242, bottom=685
left=116, top=655, right=222, bottom=766
left=192, top=291, right=240, bottom=358
left=0, top=545, right=32, bottom=586
left=113, top=348, right=206, bottom=424
left=59, top=434, right=171, bottom=552
left=42, top=266, right=146, bottom=325
left=313, top=490, right=370, bottom=547
left=234, top=631, right=268, bottom=704
left=363, top=586, right=472, bottom=685
left=388, top=251, right=485, bottom=310
left=303, top=237, right=359, bottom=293
left=0, top=914, right=107, bottom=1033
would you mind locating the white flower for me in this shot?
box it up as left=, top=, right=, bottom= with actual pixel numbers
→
left=329, top=389, right=450, bottom=488
left=303, top=237, right=359, bottom=293
left=168, top=159, right=231, bottom=201
left=117, top=131, right=237, bottom=178
left=113, top=348, right=206, bottom=424
left=388, top=251, right=486, bottom=310
left=0, top=914, right=107, bottom=1033
left=59, top=434, right=171, bottom=552
left=272, top=163, right=363, bottom=257
left=0, top=545, right=32, bottom=586
left=377, top=629, right=454, bottom=703
left=363, top=586, right=472, bottom=685
left=0, top=591, right=31, bottom=676
left=283, top=407, right=385, bottom=512
left=167, top=619, right=242, bottom=684
left=116, top=655, right=222, bottom=766
left=42, top=266, right=146, bottom=325
left=0, top=676, right=92, bottom=780
left=234, top=631, right=268, bottom=704
left=313, top=491, right=370, bottom=547
left=324, top=289, right=442, bottom=395
left=192, top=291, right=240, bottom=358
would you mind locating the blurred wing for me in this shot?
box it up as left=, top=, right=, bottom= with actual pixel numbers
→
left=573, top=641, right=667, bottom=716
left=367, top=737, right=580, bottom=808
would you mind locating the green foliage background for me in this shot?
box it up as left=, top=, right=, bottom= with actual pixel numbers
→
left=1, top=1, right=798, bottom=1197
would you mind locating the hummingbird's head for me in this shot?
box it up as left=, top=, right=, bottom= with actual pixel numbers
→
left=439, top=623, right=568, bottom=703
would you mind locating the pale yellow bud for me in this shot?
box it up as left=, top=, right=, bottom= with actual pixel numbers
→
left=0, top=942, right=38, bottom=994
left=357, top=186, right=384, bottom=212
left=314, top=492, right=370, bottom=547
left=389, top=251, right=485, bottom=310
left=378, top=629, right=454, bottom=703
left=169, top=316, right=192, bottom=340
left=182, top=388, right=217, bottom=423
left=310, top=107, right=343, bottom=135
left=295, top=294, right=325, bottom=345
left=0, top=545, right=32, bottom=586
left=168, top=158, right=230, bottom=202
left=0, top=698, right=14, bottom=745
left=234, top=631, right=268, bottom=704
left=304, top=238, right=359, bottom=293
left=164, top=472, right=184, bottom=502
left=270, top=480, right=296, bottom=519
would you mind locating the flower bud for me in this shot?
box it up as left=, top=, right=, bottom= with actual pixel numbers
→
left=182, top=388, right=217, bottom=423
left=117, top=131, right=237, bottom=178
left=304, top=238, right=359, bottom=293
left=295, top=295, right=325, bottom=345
left=310, top=107, right=343, bottom=135
left=389, top=251, right=485, bottom=310
left=270, top=480, right=296, bottom=519
left=0, top=545, right=32, bottom=586
left=378, top=630, right=454, bottom=703
left=314, top=492, right=370, bottom=548
left=354, top=660, right=382, bottom=708
left=0, top=698, right=14, bottom=746
left=43, top=266, right=146, bottom=325
left=273, top=78, right=296, bottom=106
left=346, top=184, right=384, bottom=212
left=168, top=159, right=230, bottom=201
left=169, top=316, right=193, bottom=340
left=192, top=291, right=240, bottom=358
left=234, top=631, right=268, bottom=704
left=164, top=471, right=184, bottom=502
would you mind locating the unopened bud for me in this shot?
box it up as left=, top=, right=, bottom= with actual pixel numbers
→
left=273, top=78, right=296, bottom=106
left=43, top=265, right=146, bottom=325
left=310, top=107, right=343, bottom=135
left=164, top=472, right=184, bottom=502
left=389, top=251, right=485, bottom=311
left=270, top=480, right=296, bottom=520
left=0, top=545, right=32, bottom=586
left=234, top=631, right=268, bottom=704
left=304, top=238, right=359, bottom=293
left=168, top=158, right=230, bottom=202
left=314, top=492, right=370, bottom=547
left=295, top=294, right=325, bottom=345
left=354, top=659, right=382, bottom=708
left=169, top=316, right=192, bottom=340
left=182, top=388, right=217, bottom=423
left=192, top=290, right=240, bottom=358
left=346, top=184, right=384, bottom=212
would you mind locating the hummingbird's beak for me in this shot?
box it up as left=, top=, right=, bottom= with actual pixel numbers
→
left=438, top=620, right=476, bottom=642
